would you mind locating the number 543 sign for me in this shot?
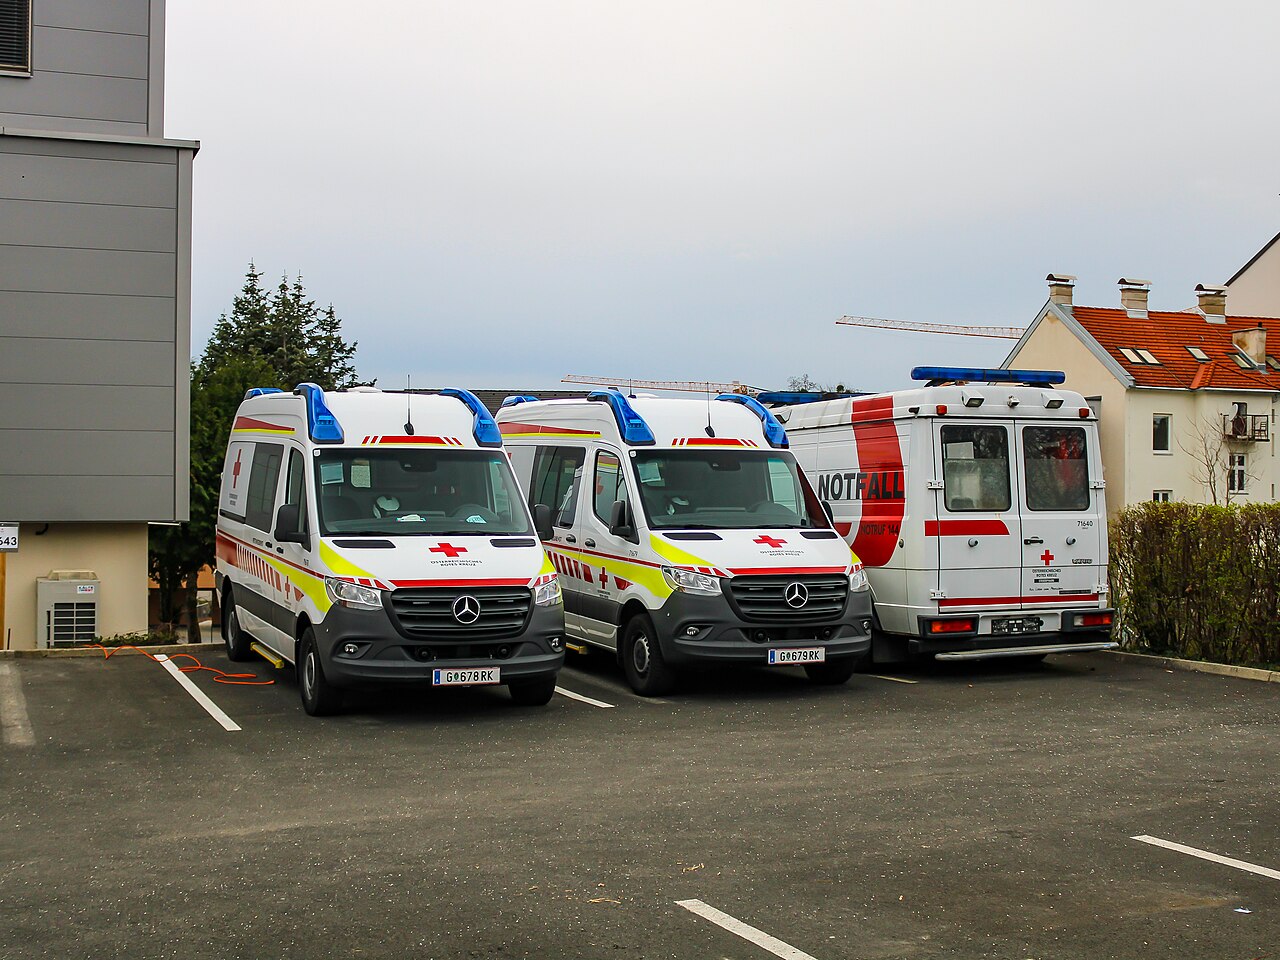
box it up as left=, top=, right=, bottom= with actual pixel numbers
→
left=0, top=524, right=17, bottom=552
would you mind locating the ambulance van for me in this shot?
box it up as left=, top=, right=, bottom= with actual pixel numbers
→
left=769, top=367, right=1117, bottom=664
left=496, top=390, right=873, bottom=695
left=215, top=384, right=565, bottom=715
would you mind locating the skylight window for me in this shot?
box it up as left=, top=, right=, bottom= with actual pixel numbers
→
left=1135, top=349, right=1160, bottom=365
left=1187, top=346, right=1211, bottom=362
left=1118, top=348, right=1143, bottom=363
left=1267, top=355, right=1280, bottom=371
left=1231, top=352, right=1255, bottom=369
left=1118, top=347, right=1160, bottom=365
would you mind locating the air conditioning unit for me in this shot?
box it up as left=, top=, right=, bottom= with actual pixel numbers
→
left=37, top=570, right=101, bottom=648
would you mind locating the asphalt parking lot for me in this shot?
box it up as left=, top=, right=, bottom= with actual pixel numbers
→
left=1, top=649, right=1277, bottom=960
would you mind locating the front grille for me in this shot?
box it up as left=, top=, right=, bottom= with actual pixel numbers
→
left=386, top=586, right=532, bottom=640
left=727, top=574, right=849, bottom=622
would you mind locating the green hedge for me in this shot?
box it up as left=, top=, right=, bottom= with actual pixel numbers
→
left=1110, top=502, right=1280, bottom=667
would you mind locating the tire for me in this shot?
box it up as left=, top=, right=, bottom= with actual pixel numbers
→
left=621, top=614, right=675, bottom=697
left=804, top=656, right=857, bottom=685
left=298, top=629, right=343, bottom=716
left=223, top=592, right=254, bottom=662
left=508, top=676, right=557, bottom=706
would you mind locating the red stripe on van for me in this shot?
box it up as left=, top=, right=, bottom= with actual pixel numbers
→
left=389, top=578, right=529, bottom=588
left=924, top=519, right=1010, bottom=537
left=728, top=566, right=848, bottom=577
left=938, top=594, right=1100, bottom=608
left=848, top=397, right=905, bottom=567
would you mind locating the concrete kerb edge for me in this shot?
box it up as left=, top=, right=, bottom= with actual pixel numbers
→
left=1102, top=649, right=1280, bottom=684
left=0, top=643, right=218, bottom=660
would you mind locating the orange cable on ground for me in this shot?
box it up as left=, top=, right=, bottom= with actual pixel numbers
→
left=83, top=644, right=275, bottom=685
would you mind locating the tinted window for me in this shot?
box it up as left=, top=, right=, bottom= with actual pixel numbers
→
left=593, top=451, right=627, bottom=524
left=280, top=448, right=308, bottom=535
left=1023, top=426, right=1089, bottom=511
left=941, top=425, right=1010, bottom=512
left=529, top=446, right=586, bottom=528
left=244, top=443, right=284, bottom=531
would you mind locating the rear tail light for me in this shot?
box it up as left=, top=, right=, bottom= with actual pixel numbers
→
left=1079, top=407, right=1091, bottom=418
left=1076, top=611, right=1113, bottom=627
left=929, top=618, right=976, bottom=634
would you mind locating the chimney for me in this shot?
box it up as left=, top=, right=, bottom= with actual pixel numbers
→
left=1195, top=283, right=1228, bottom=323
left=1046, top=273, right=1076, bottom=309
left=1117, top=278, right=1151, bottom=317
left=1233, top=323, right=1267, bottom=365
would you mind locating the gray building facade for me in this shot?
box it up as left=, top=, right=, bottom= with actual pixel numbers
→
left=0, top=0, right=197, bottom=646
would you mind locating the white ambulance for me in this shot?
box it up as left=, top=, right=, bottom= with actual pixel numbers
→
left=496, top=390, right=873, bottom=695
left=769, top=367, right=1117, bottom=664
left=214, top=384, right=565, bottom=715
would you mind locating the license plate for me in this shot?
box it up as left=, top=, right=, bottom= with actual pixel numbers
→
left=992, top=617, right=1042, bottom=635
left=432, top=667, right=500, bottom=686
left=767, top=647, right=825, bottom=665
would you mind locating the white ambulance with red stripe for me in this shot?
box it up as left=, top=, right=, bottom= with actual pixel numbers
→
left=497, top=390, right=873, bottom=695
left=769, top=367, right=1117, bottom=664
left=214, top=383, right=565, bottom=715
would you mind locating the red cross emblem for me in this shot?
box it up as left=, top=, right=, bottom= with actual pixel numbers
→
left=231, top=450, right=243, bottom=488
left=754, top=535, right=787, bottom=548
left=430, top=543, right=468, bottom=559
left=1040, top=549, right=1055, bottom=566
left=598, top=566, right=609, bottom=588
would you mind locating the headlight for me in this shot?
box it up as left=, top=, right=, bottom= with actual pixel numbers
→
left=534, top=574, right=562, bottom=607
left=849, top=564, right=869, bottom=592
left=325, top=577, right=384, bottom=610
left=662, top=566, right=721, bottom=596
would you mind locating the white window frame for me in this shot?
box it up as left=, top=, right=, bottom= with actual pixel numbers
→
left=1228, top=453, right=1247, bottom=495
left=0, top=0, right=32, bottom=76
left=1152, top=414, right=1171, bottom=454
left=1152, top=490, right=1172, bottom=503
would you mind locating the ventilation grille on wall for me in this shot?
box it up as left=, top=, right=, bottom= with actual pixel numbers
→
left=0, top=0, right=32, bottom=73
left=48, top=602, right=98, bottom=646
left=37, top=574, right=101, bottom=648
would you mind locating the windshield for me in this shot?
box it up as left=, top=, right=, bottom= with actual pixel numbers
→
left=633, top=449, right=827, bottom=530
left=314, top=449, right=532, bottom=536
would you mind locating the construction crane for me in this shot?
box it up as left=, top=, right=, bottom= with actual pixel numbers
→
left=836, top=315, right=1025, bottom=340
left=561, top=374, right=764, bottom=396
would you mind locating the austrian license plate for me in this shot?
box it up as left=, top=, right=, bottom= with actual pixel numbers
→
left=767, top=647, right=825, bottom=665
left=432, top=666, right=500, bottom=686
left=992, top=617, right=1042, bottom=635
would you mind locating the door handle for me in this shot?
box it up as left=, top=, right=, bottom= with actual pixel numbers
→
left=565, top=535, right=576, bottom=544
left=584, top=538, right=597, bottom=548
left=277, top=547, right=284, bottom=554
left=1023, top=536, right=1043, bottom=545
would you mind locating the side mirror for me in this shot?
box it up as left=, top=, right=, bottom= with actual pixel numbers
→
left=533, top=503, right=553, bottom=541
left=274, top=504, right=309, bottom=546
left=821, top=499, right=834, bottom=525
left=609, top=499, right=634, bottom=539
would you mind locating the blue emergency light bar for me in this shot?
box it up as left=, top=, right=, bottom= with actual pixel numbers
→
left=294, top=383, right=344, bottom=443
left=716, top=394, right=789, bottom=448
left=500, top=395, right=540, bottom=408
left=911, top=367, right=1066, bottom=386
left=243, top=387, right=283, bottom=400
left=440, top=388, right=504, bottom=447
left=587, top=390, right=656, bottom=445
left=755, top=391, right=861, bottom=406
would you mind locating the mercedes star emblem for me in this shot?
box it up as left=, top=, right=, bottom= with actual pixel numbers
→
left=452, top=594, right=481, bottom=624
left=784, top=582, right=809, bottom=608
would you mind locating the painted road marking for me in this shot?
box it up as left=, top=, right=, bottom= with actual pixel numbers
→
left=1132, top=835, right=1280, bottom=882
left=155, top=654, right=241, bottom=732
left=677, top=899, right=819, bottom=960
left=868, top=674, right=918, bottom=684
left=554, top=686, right=615, bottom=709
left=0, top=662, right=35, bottom=747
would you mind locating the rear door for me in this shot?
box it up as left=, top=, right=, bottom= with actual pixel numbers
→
left=1016, top=422, right=1102, bottom=608
left=931, top=421, right=1023, bottom=611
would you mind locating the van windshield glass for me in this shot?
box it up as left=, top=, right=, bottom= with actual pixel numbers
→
left=633, top=450, right=825, bottom=529
left=314, top=450, right=532, bottom=536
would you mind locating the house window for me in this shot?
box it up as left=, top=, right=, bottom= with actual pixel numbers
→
left=0, top=0, right=32, bottom=74
left=1228, top=453, right=1247, bottom=495
left=1152, top=414, right=1171, bottom=453
left=1153, top=490, right=1172, bottom=503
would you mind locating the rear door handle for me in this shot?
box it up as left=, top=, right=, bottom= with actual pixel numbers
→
left=564, top=535, right=576, bottom=544
left=1023, top=536, right=1043, bottom=545
left=584, top=538, right=596, bottom=548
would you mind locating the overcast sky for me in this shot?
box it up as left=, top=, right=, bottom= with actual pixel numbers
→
left=166, top=1, right=1280, bottom=394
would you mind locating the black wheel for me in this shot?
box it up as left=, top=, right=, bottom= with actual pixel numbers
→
left=223, top=591, right=254, bottom=662
left=298, top=629, right=343, bottom=716
left=508, top=676, right=557, bottom=706
left=621, top=614, right=675, bottom=696
left=804, top=656, right=857, bottom=685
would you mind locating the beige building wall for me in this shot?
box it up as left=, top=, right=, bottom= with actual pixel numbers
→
left=1227, top=239, right=1280, bottom=317
left=2, top=523, right=149, bottom=650
left=1005, top=307, right=1131, bottom=515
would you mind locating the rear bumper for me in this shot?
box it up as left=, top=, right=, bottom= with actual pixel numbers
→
left=933, top=640, right=1118, bottom=661
left=911, top=607, right=1116, bottom=659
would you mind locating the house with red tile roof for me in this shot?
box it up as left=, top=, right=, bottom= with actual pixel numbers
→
left=1003, top=276, right=1278, bottom=514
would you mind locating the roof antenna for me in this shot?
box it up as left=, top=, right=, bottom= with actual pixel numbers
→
left=404, top=375, right=415, bottom=435
left=704, top=381, right=716, bottom=437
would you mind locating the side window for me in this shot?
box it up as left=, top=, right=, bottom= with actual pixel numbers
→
left=529, top=446, right=586, bottom=528
left=488, top=460, right=512, bottom=522
left=941, top=425, right=1011, bottom=512
left=767, top=457, right=800, bottom=513
left=1023, top=426, right=1089, bottom=511
left=280, top=448, right=308, bottom=534
left=593, top=451, right=628, bottom=524
left=244, top=443, right=285, bottom=531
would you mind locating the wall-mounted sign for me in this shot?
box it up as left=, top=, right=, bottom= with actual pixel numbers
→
left=0, top=524, right=17, bottom=553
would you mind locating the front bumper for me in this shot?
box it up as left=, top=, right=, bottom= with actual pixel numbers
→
left=653, top=588, right=873, bottom=666
left=314, top=601, right=565, bottom=689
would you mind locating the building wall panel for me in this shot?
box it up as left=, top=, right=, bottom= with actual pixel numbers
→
left=34, top=0, right=151, bottom=36
left=0, top=291, right=175, bottom=341
left=0, top=246, right=176, bottom=297
left=0, top=338, right=175, bottom=386
left=0, top=428, right=173, bottom=478
left=32, top=26, right=150, bottom=79
left=0, top=198, right=175, bottom=252
left=0, top=151, right=176, bottom=206
left=0, top=384, right=175, bottom=432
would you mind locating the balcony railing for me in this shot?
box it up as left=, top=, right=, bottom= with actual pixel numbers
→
left=1222, top=414, right=1270, bottom=442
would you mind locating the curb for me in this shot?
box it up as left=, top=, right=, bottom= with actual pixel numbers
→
left=0, top=642, right=217, bottom=660
left=1103, top=649, right=1280, bottom=685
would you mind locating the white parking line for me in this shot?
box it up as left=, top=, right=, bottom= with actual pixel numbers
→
left=677, top=899, right=820, bottom=960
left=554, top=686, right=615, bottom=709
left=0, top=662, right=35, bottom=747
left=154, top=655, right=241, bottom=732
left=1132, top=835, right=1280, bottom=882
left=867, top=674, right=918, bottom=684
